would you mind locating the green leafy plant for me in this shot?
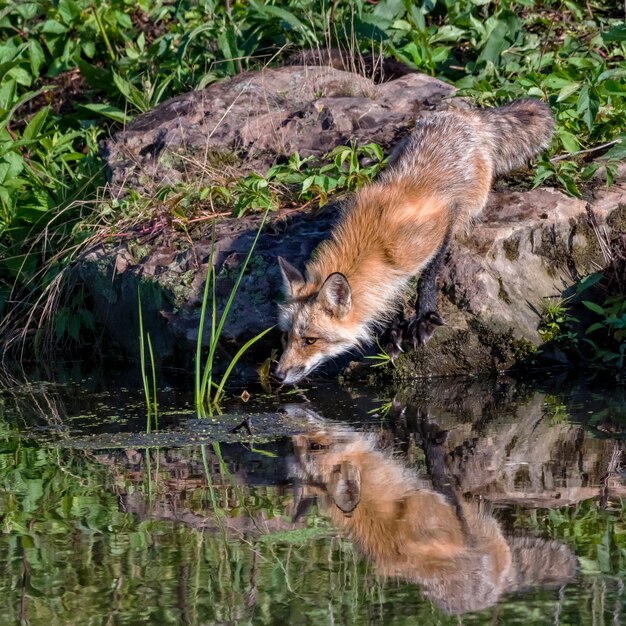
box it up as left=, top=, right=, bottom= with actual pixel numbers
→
left=364, top=339, right=393, bottom=368
left=538, top=295, right=578, bottom=346
left=543, top=394, right=570, bottom=425
left=298, top=143, right=387, bottom=205
left=584, top=295, right=626, bottom=370
left=537, top=268, right=625, bottom=372
left=226, top=143, right=386, bottom=218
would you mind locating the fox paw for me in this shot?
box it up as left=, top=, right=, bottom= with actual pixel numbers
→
left=408, top=311, right=445, bottom=348
left=382, top=313, right=409, bottom=362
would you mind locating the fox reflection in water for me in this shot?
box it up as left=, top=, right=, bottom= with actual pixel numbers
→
left=287, top=406, right=577, bottom=615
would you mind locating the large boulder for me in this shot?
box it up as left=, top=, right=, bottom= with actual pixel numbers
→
left=100, top=65, right=456, bottom=195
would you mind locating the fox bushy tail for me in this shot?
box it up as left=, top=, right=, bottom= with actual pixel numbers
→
left=479, top=99, right=554, bottom=176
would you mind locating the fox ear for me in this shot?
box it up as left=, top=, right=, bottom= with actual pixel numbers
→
left=318, top=273, right=352, bottom=318
left=328, top=461, right=361, bottom=515
left=278, top=256, right=305, bottom=297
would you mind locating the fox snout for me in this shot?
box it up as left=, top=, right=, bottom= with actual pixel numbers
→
left=274, top=340, right=330, bottom=384
left=273, top=360, right=307, bottom=385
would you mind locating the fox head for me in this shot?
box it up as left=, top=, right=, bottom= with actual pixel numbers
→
left=275, top=257, right=361, bottom=384
left=291, top=426, right=367, bottom=516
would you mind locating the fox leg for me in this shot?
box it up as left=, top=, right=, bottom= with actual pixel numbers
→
left=381, top=308, right=409, bottom=362
left=408, top=229, right=451, bottom=347
left=381, top=231, right=449, bottom=359
left=414, top=409, right=468, bottom=534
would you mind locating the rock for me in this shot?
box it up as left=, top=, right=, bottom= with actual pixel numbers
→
left=386, top=375, right=626, bottom=507
left=100, top=65, right=457, bottom=195
left=83, top=64, right=626, bottom=377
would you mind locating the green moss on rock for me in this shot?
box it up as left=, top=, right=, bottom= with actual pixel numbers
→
left=498, top=277, right=512, bottom=305
left=502, top=237, right=520, bottom=262
left=607, top=203, right=626, bottom=233
left=570, top=213, right=602, bottom=272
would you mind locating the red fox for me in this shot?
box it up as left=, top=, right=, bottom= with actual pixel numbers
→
left=276, top=100, right=554, bottom=384
left=288, top=411, right=576, bottom=614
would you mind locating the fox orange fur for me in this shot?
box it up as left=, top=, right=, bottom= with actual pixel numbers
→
left=276, top=100, right=554, bottom=384
left=288, top=410, right=576, bottom=614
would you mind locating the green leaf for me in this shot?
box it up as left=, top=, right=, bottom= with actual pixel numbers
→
left=23, top=106, right=50, bottom=141
left=556, top=82, right=580, bottom=102
left=586, top=322, right=605, bottom=334
left=216, top=28, right=239, bottom=75
left=2, top=150, right=24, bottom=180
left=250, top=2, right=317, bottom=44
left=582, top=300, right=605, bottom=315
left=602, top=80, right=626, bottom=96
left=603, top=136, right=626, bottom=161
left=77, top=60, right=112, bottom=92
left=577, top=85, right=599, bottom=132
left=602, top=25, right=626, bottom=42
left=8, top=66, right=32, bottom=87
left=41, top=20, right=67, bottom=35
left=112, top=72, right=145, bottom=111
left=581, top=162, right=601, bottom=181
left=112, top=71, right=132, bottom=101
left=81, top=103, right=130, bottom=124
left=15, top=1, right=38, bottom=19
left=557, top=130, right=579, bottom=154
left=28, top=40, right=45, bottom=77
left=562, top=0, right=583, bottom=20
left=372, top=0, right=405, bottom=23
left=477, top=12, right=520, bottom=66
left=58, top=0, right=80, bottom=25
left=556, top=172, right=580, bottom=197
left=430, top=25, right=466, bottom=43
left=576, top=272, right=603, bottom=294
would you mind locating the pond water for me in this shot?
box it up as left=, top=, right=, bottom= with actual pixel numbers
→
left=0, top=368, right=624, bottom=625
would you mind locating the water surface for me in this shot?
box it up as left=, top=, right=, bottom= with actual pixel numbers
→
left=0, top=369, right=624, bottom=625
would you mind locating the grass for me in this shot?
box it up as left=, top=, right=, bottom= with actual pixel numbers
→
left=364, top=339, right=394, bottom=367
left=194, top=211, right=274, bottom=415
left=1, top=0, right=625, bottom=356
left=134, top=210, right=274, bottom=413
left=138, top=286, right=158, bottom=430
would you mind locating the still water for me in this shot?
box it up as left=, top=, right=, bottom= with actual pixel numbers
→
left=0, top=369, right=624, bottom=625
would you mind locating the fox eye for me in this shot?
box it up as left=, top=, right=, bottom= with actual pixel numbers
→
left=309, top=441, right=327, bottom=451
left=305, top=337, right=318, bottom=345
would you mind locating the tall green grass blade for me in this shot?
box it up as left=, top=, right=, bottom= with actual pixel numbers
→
left=199, top=265, right=217, bottom=405
left=138, top=288, right=159, bottom=430
left=209, top=264, right=217, bottom=391
left=196, top=210, right=270, bottom=412
left=212, top=325, right=274, bottom=405
left=147, top=332, right=158, bottom=429
left=195, top=228, right=216, bottom=410
left=195, top=265, right=212, bottom=405
left=200, top=209, right=270, bottom=406
left=137, top=288, right=151, bottom=424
